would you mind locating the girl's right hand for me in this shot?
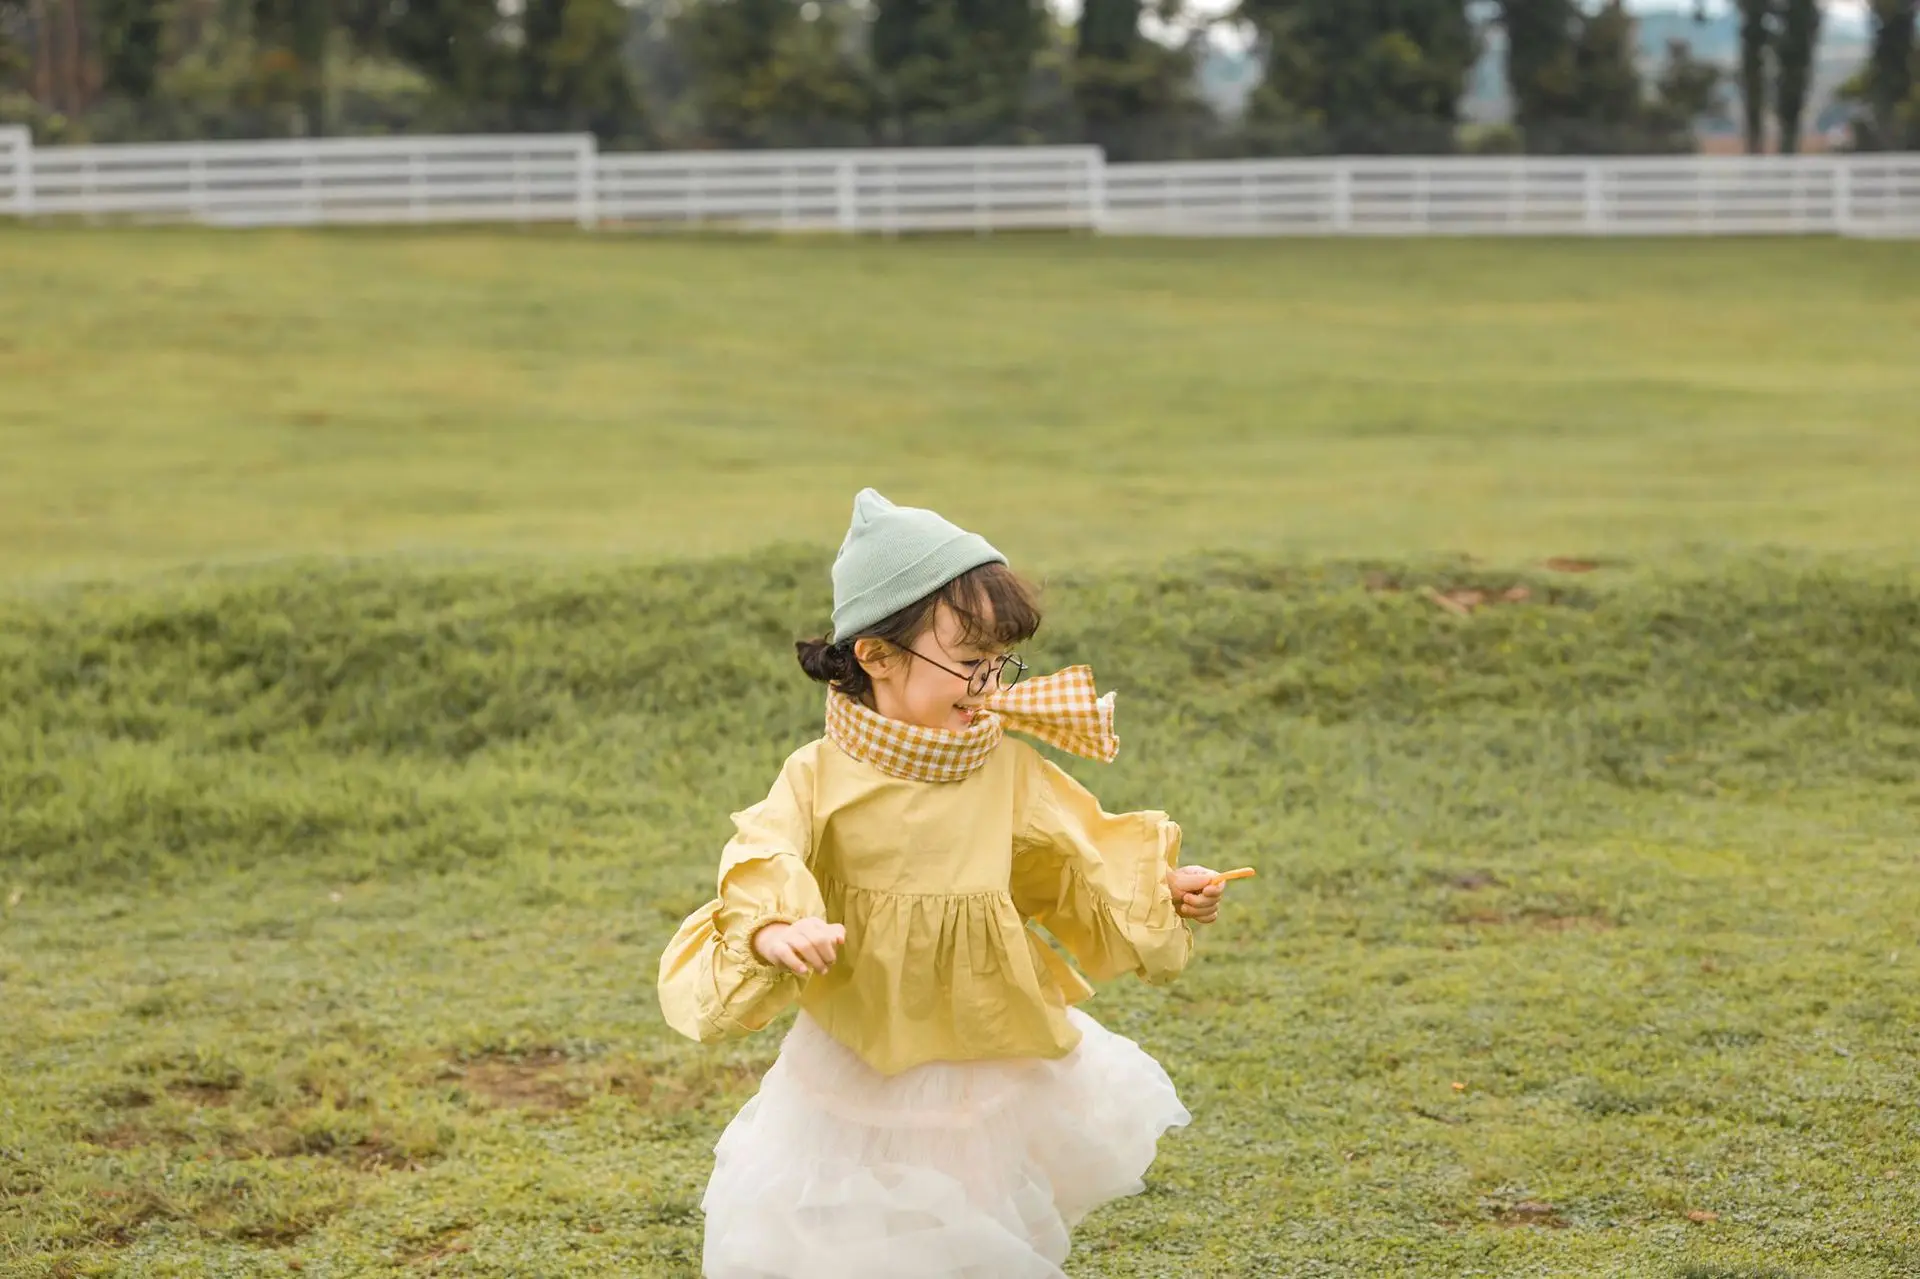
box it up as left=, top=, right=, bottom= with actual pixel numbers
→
left=751, top=918, right=846, bottom=976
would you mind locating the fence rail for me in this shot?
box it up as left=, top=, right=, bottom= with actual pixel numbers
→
left=3, top=132, right=596, bottom=227
left=596, top=147, right=1104, bottom=233
left=1, top=127, right=1915, bottom=239
left=1101, top=154, right=1919, bottom=237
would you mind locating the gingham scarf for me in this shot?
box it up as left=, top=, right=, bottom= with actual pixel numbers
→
left=824, top=665, right=1120, bottom=783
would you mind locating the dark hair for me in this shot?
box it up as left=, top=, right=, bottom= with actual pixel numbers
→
left=796, top=561, right=1042, bottom=698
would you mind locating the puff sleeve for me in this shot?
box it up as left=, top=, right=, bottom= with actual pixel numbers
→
left=1007, top=747, right=1194, bottom=987
left=658, top=752, right=829, bottom=1043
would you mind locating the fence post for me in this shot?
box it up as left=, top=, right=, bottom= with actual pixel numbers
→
left=576, top=136, right=598, bottom=231
left=1085, top=149, right=1106, bottom=235
left=1, top=126, right=29, bottom=218
left=303, top=148, right=319, bottom=225
left=189, top=150, right=207, bottom=223
left=81, top=151, right=104, bottom=225
left=835, top=157, right=856, bottom=233
left=1332, top=163, right=1352, bottom=233
left=1833, top=160, right=1853, bottom=236
left=15, top=128, right=31, bottom=219
left=1582, top=163, right=1603, bottom=233
left=974, top=153, right=986, bottom=237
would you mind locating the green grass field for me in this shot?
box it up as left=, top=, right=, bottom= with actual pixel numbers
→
left=2, top=229, right=1918, bottom=1278
left=4, top=229, right=1920, bottom=578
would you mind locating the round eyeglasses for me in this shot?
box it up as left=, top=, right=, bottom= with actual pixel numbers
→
left=900, top=647, right=1028, bottom=698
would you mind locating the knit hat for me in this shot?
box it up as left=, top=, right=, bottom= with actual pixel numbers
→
left=829, top=489, right=1007, bottom=642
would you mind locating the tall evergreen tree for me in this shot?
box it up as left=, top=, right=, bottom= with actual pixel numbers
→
left=1861, top=0, right=1916, bottom=148
left=1499, top=0, right=1713, bottom=153
left=385, top=0, right=514, bottom=106
left=96, top=0, right=164, bottom=100
left=248, top=0, right=333, bottom=131
left=1772, top=0, right=1821, bottom=152
left=1070, top=0, right=1200, bottom=158
left=1241, top=0, right=1478, bottom=153
left=1077, top=0, right=1135, bottom=60
left=1734, top=0, right=1775, bottom=152
left=871, top=0, right=1044, bottom=142
left=519, top=0, right=646, bottom=136
left=1500, top=0, right=1582, bottom=137
left=677, top=0, right=870, bottom=145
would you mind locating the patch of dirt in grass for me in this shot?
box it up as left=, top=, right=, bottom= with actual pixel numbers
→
left=86, top=1123, right=149, bottom=1150
left=1419, top=584, right=1536, bottom=616
left=444, top=1049, right=770, bottom=1115
left=1448, top=899, right=1618, bottom=931
left=1435, top=867, right=1506, bottom=891
left=452, top=1050, right=583, bottom=1113
left=167, top=1080, right=237, bottom=1107
left=1486, top=1198, right=1568, bottom=1228
left=403, top=1227, right=474, bottom=1266
left=98, top=1084, right=154, bottom=1109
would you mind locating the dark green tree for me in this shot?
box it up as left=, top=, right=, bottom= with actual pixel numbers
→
left=1857, top=0, right=1917, bottom=148
left=1645, top=36, right=1725, bottom=151
left=97, top=0, right=165, bottom=100
left=1077, top=0, right=1136, bottom=59
left=1734, top=0, right=1774, bottom=152
left=385, top=0, right=515, bottom=107
left=1572, top=0, right=1643, bottom=127
left=250, top=0, right=332, bottom=133
left=519, top=0, right=646, bottom=137
left=1240, top=0, right=1479, bottom=154
left=677, top=0, right=871, bottom=146
left=871, top=0, right=1046, bottom=142
left=1070, top=0, right=1202, bottom=158
left=1772, top=0, right=1821, bottom=152
left=1499, top=0, right=1715, bottom=153
left=1499, top=0, right=1582, bottom=138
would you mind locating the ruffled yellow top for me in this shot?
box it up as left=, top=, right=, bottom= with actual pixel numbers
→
left=656, top=733, right=1193, bottom=1077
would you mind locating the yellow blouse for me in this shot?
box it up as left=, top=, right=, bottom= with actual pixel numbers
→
left=657, top=735, right=1194, bottom=1076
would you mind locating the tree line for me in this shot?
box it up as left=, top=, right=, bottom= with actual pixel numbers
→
left=2, top=0, right=1915, bottom=155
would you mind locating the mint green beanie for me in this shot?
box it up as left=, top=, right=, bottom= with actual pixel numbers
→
left=829, top=489, right=1006, bottom=642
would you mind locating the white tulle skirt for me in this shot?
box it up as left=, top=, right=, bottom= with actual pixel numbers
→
left=700, top=1007, right=1191, bottom=1279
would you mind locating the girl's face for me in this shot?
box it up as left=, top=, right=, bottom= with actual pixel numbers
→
left=856, top=602, right=1005, bottom=733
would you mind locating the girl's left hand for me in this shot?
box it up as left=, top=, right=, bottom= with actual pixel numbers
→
left=1166, top=866, right=1226, bottom=925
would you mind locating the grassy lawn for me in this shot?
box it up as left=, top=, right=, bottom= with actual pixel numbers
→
left=2, top=231, right=1918, bottom=1277
left=2, top=229, right=1918, bottom=578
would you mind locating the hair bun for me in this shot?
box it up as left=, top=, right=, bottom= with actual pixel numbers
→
left=796, top=637, right=860, bottom=688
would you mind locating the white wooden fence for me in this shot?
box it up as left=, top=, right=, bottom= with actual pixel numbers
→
left=1, top=125, right=28, bottom=218
left=1, top=125, right=1915, bottom=238
left=1103, top=154, right=1914, bottom=236
left=597, top=146, right=1103, bottom=233
left=0, top=131, right=596, bottom=227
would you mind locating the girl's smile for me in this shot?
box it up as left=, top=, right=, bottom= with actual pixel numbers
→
left=856, top=601, right=1025, bottom=733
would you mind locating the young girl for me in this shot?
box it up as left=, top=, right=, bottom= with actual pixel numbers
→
left=658, top=488, right=1230, bottom=1279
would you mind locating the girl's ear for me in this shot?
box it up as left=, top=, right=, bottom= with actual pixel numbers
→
left=853, top=637, right=896, bottom=681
